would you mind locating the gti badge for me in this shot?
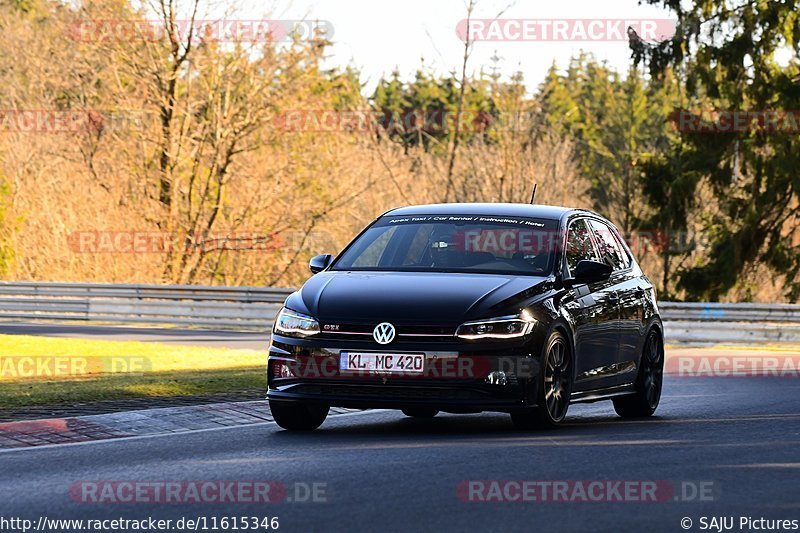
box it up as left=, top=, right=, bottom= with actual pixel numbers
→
left=373, top=322, right=396, bottom=344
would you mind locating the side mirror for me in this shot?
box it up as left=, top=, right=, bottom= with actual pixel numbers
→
left=309, top=254, right=333, bottom=274
left=571, top=260, right=613, bottom=285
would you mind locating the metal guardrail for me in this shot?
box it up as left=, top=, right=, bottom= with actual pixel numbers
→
left=0, top=281, right=798, bottom=343
left=0, top=282, right=291, bottom=328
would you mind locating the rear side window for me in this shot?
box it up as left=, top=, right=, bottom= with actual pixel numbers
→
left=611, top=230, right=632, bottom=269
left=565, top=219, right=599, bottom=276
left=588, top=219, right=629, bottom=271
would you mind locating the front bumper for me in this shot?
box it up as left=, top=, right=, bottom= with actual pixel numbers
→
left=267, top=332, right=544, bottom=412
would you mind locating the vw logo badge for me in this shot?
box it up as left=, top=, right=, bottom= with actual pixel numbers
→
left=373, top=322, right=396, bottom=345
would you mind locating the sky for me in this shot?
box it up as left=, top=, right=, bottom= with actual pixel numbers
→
left=229, top=0, right=675, bottom=92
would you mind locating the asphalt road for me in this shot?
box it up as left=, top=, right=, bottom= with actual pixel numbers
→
left=0, top=322, right=269, bottom=350
left=1, top=375, right=798, bottom=533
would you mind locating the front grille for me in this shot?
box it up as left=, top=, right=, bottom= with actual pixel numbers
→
left=317, top=323, right=456, bottom=343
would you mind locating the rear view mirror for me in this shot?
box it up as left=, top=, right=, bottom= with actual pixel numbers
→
left=572, top=260, right=613, bottom=284
left=309, top=254, right=334, bottom=274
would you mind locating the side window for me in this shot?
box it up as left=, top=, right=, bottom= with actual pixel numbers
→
left=588, top=219, right=628, bottom=271
left=565, top=219, right=599, bottom=276
left=611, top=231, right=632, bottom=269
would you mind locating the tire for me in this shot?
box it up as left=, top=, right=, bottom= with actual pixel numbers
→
left=401, top=407, right=439, bottom=418
left=511, top=330, right=572, bottom=429
left=269, top=400, right=329, bottom=431
left=613, top=328, right=664, bottom=418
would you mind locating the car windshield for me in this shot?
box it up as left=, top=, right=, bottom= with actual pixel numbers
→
left=332, top=215, right=560, bottom=276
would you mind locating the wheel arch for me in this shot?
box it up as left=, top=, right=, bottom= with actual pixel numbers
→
left=637, top=317, right=665, bottom=372
left=545, top=318, right=576, bottom=381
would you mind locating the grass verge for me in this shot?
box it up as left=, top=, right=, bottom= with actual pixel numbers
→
left=0, top=334, right=266, bottom=409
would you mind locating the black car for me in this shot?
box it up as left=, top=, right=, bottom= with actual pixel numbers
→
left=267, top=203, right=664, bottom=430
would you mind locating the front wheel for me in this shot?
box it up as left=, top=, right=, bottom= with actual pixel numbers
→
left=269, top=400, right=329, bottom=431
left=613, top=328, right=664, bottom=418
left=511, top=330, right=572, bottom=429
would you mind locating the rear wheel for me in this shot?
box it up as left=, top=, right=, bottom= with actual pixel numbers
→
left=511, top=330, right=572, bottom=429
left=613, top=328, right=664, bottom=418
left=269, top=400, right=329, bottom=431
left=401, top=407, right=439, bottom=418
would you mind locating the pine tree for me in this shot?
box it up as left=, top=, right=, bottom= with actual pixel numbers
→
left=633, top=0, right=800, bottom=301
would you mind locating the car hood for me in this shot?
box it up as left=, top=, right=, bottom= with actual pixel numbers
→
left=286, top=271, right=550, bottom=325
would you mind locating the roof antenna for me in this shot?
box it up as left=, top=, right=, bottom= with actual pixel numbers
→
left=529, top=183, right=538, bottom=205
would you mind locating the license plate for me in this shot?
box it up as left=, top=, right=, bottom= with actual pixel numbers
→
left=339, top=352, right=425, bottom=374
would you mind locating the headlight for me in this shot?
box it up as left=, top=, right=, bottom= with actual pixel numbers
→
left=274, top=308, right=320, bottom=337
left=456, top=314, right=536, bottom=340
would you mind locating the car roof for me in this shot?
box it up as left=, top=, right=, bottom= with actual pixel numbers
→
left=383, top=202, right=594, bottom=221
